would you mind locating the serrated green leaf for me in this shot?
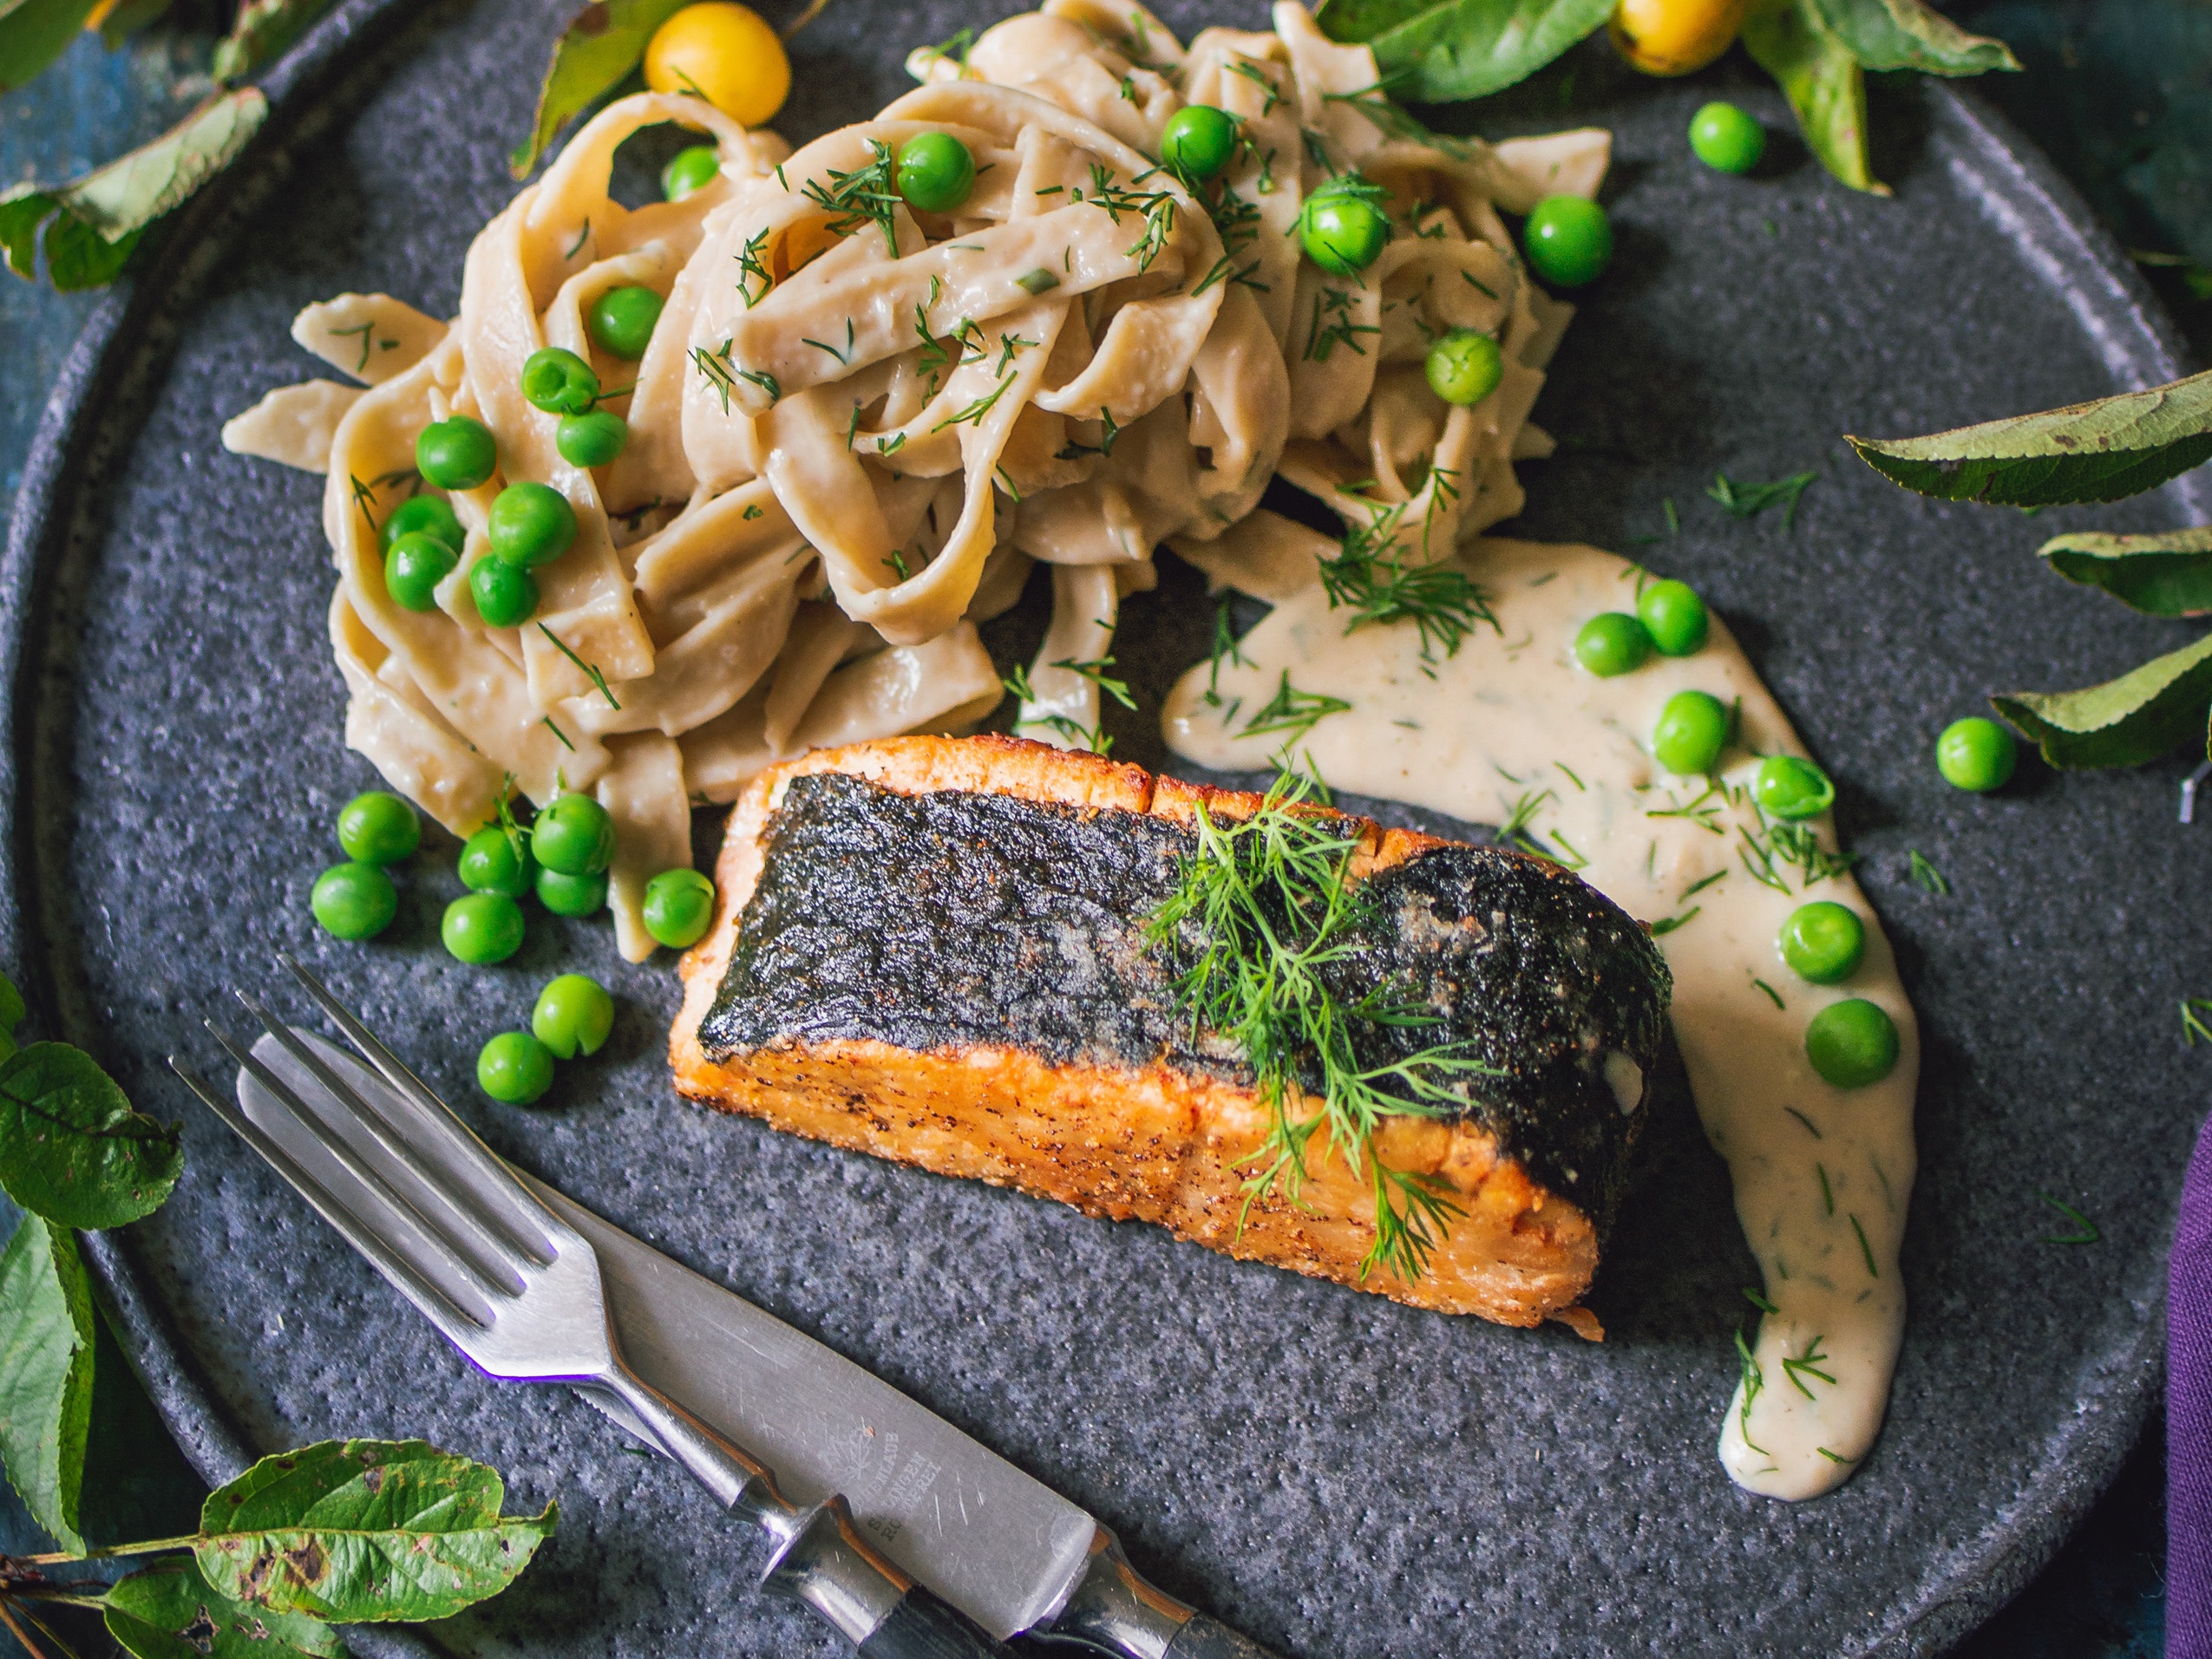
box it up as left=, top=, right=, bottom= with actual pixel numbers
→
left=106, top=1558, right=346, bottom=1659
left=1743, top=0, right=1885, bottom=196
left=0, top=1042, right=182, bottom=1228
left=0, top=1215, right=95, bottom=1552
left=1993, top=630, right=2212, bottom=768
left=512, top=0, right=694, bottom=180
left=197, top=1440, right=557, bottom=1623
left=211, top=0, right=332, bottom=82
left=2039, top=526, right=2212, bottom=617
left=1311, top=0, right=1613, bottom=105
left=0, top=186, right=57, bottom=280
left=1806, top=0, right=2018, bottom=75
left=1849, top=368, right=2212, bottom=506
left=0, top=0, right=101, bottom=95
left=56, top=89, right=265, bottom=240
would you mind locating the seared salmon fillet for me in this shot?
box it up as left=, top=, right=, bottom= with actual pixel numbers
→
left=671, top=735, right=1670, bottom=1328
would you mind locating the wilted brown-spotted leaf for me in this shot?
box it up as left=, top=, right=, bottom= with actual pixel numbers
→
left=1993, top=630, right=2212, bottom=768
left=105, top=1558, right=345, bottom=1659
left=56, top=88, right=266, bottom=240
left=1743, top=0, right=1887, bottom=197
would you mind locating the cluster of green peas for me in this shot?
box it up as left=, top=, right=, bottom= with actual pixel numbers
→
left=306, top=789, right=718, bottom=1101
left=379, top=284, right=671, bottom=627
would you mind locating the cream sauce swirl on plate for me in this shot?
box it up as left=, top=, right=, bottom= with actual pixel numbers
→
left=1164, top=533, right=1920, bottom=1500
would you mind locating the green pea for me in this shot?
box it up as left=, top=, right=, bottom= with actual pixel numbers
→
left=1299, top=180, right=1390, bottom=276
left=442, top=892, right=526, bottom=964
left=415, top=416, right=497, bottom=491
left=337, top=790, right=421, bottom=865
left=662, top=144, right=723, bottom=202
left=1689, top=101, right=1766, bottom=175
left=535, top=865, right=608, bottom=918
left=533, top=792, right=616, bottom=877
left=1522, top=195, right=1613, bottom=289
left=1574, top=612, right=1652, bottom=677
left=1936, top=716, right=2017, bottom=793
left=1423, top=330, right=1503, bottom=407
left=520, top=347, right=600, bottom=416
left=488, top=482, right=577, bottom=570
left=311, top=862, right=396, bottom=940
left=1754, top=754, right=1835, bottom=820
left=1636, top=579, right=1708, bottom=656
left=588, top=284, right=664, bottom=360
left=643, top=867, right=716, bottom=949
left=459, top=825, right=533, bottom=898
left=478, top=1031, right=555, bottom=1105
left=1160, top=105, right=1238, bottom=181
left=1652, top=690, right=1728, bottom=775
left=1804, top=998, right=1900, bottom=1089
left=384, top=532, right=457, bottom=612
left=557, top=410, right=629, bottom=469
left=468, top=554, right=538, bottom=628
left=378, top=493, right=463, bottom=555
left=533, top=973, right=614, bottom=1059
left=1780, top=901, right=1865, bottom=985
left=894, top=132, right=977, bottom=214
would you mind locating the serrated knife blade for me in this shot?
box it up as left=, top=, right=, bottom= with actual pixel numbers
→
left=238, top=1031, right=1277, bottom=1659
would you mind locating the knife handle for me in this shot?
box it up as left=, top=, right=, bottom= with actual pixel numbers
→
left=1031, top=1526, right=1286, bottom=1659
left=762, top=1493, right=1019, bottom=1659
left=1160, top=1614, right=1284, bottom=1659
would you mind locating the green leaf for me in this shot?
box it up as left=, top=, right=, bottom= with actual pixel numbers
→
left=1848, top=368, right=2212, bottom=506
left=1806, top=0, right=2019, bottom=75
left=1742, top=0, right=1885, bottom=196
left=196, top=1440, right=558, bottom=1623
left=1309, top=0, right=1613, bottom=106
left=106, top=1558, right=346, bottom=1659
left=0, top=186, right=57, bottom=279
left=95, top=0, right=170, bottom=49
left=211, top=0, right=332, bottom=82
left=0, top=1042, right=182, bottom=1229
left=0, top=0, right=101, bottom=95
left=0, top=1215, right=95, bottom=1552
left=0, top=970, right=23, bottom=1067
left=43, top=211, right=142, bottom=291
left=512, top=0, right=694, bottom=180
left=1993, top=630, right=2212, bottom=768
left=55, top=89, right=266, bottom=241
left=2039, top=526, right=2212, bottom=617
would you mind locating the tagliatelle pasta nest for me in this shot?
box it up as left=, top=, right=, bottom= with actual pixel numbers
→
left=223, top=0, right=1607, bottom=959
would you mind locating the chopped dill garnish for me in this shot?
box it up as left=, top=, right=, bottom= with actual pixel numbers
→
left=1682, top=868, right=1727, bottom=899
left=1142, top=770, right=1497, bottom=1281
left=1304, top=284, right=1379, bottom=363
left=1742, top=1286, right=1779, bottom=1315
left=734, top=229, right=772, bottom=310
left=915, top=24, right=973, bottom=71
left=1319, top=487, right=1495, bottom=663
left=1908, top=848, right=1950, bottom=895
left=540, top=715, right=575, bottom=752
left=1816, top=1447, right=1858, bottom=1465
left=1017, top=266, right=1062, bottom=295
left=1780, top=1335, right=1836, bottom=1400
left=536, top=624, right=620, bottom=709
left=348, top=473, right=378, bottom=533
left=1783, top=1105, right=1822, bottom=1138
left=1225, top=57, right=1279, bottom=114
left=995, top=331, right=1037, bottom=375
left=1649, top=907, right=1700, bottom=937
left=1753, top=977, right=1788, bottom=1009
left=734, top=366, right=782, bottom=404
left=691, top=339, right=740, bottom=414
left=1816, top=1162, right=1834, bottom=1215
left=1070, top=164, right=1177, bottom=271
left=1708, top=469, right=1816, bottom=529
left=565, top=218, right=591, bottom=259
left=329, top=320, right=376, bottom=373
left=932, top=371, right=1016, bottom=432
left=2183, top=997, right=2212, bottom=1047
left=1497, top=787, right=1554, bottom=857
left=802, top=139, right=902, bottom=248
left=1204, top=598, right=1249, bottom=705
left=1732, top=1327, right=1768, bottom=1453
left=743, top=503, right=764, bottom=519
left=802, top=319, right=857, bottom=365
left=2034, top=1190, right=2099, bottom=1244
left=1241, top=671, right=1351, bottom=743
left=883, top=547, right=912, bottom=581
left=1555, top=762, right=1584, bottom=792
left=1051, top=655, right=1136, bottom=709
left=1849, top=1214, right=1877, bottom=1277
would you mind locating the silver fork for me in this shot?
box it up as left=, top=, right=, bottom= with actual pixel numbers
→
left=168, top=955, right=1018, bottom=1659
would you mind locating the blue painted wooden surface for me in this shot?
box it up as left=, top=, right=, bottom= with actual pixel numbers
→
left=0, top=6, right=2198, bottom=1654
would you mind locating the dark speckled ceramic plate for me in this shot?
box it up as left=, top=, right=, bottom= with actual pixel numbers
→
left=3, top=2, right=2206, bottom=1653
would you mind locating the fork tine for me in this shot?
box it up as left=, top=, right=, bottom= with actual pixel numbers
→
left=206, top=1020, right=516, bottom=1306
left=167, top=1056, right=487, bottom=1338
left=278, top=953, right=566, bottom=1250
left=236, top=991, right=543, bottom=1280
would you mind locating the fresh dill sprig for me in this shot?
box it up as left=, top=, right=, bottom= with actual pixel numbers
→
left=1644, top=780, right=1729, bottom=835
left=802, top=140, right=902, bottom=248
left=348, top=473, right=378, bottom=534
left=1240, top=670, right=1351, bottom=744
left=1051, top=655, right=1137, bottom=709
left=1319, top=497, right=1495, bottom=664
left=1496, top=787, right=1554, bottom=858
left=1708, top=470, right=1816, bottom=529
left=1780, top=1335, right=1836, bottom=1400
left=932, top=371, right=1016, bottom=433
left=1649, top=908, right=1700, bottom=937
left=1908, top=848, right=1950, bottom=895
left=1849, top=1214, right=1878, bottom=1277
left=1070, top=164, right=1177, bottom=271
left=1305, top=284, right=1379, bottom=364
left=1142, top=771, right=1495, bottom=1281
left=691, top=339, right=740, bottom=414
left=1224, top=57, right=1280, bottom=114
left=1742, top=1286, right=1779, bottom=1315
left=735, top=227, right=772, bottom=308
left=1204, top=598, right=1249, bottom=706
left=536, top=624, right=620, bottom=709
left=2033, top=1189, right=2099, bottom=1244
left=540, top=715, right=576, bottom=752
left=329, top=320, right=376, bottom=373
left=2183, top=996, right=2212, bottom=1048
left=734, top=366, right=782, bottom=405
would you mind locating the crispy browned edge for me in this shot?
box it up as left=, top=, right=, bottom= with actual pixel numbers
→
left=670, top=735, right=1605, bottom=1334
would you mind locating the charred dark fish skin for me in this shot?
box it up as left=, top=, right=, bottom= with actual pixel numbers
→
left=700, top=772, right=1671, bottom=1227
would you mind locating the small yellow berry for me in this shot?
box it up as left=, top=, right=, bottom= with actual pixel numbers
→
left=1607, top=0, right=1749, bottom=75
left=644, top=2, right=790, bottom=128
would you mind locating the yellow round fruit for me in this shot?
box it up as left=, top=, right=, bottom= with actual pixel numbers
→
left=1607, top=0, right=1750, bottom=75
left=644, top=3, right=791, bottom=128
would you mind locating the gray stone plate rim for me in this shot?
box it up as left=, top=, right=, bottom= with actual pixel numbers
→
left=0, top=1, right=2204, bottom=1653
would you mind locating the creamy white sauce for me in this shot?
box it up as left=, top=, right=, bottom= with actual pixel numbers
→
left=1162, top=535, right=1920, bottom=1500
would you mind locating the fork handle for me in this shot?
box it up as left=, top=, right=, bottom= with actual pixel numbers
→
left=763, top=1495, right=1019, bottom=1659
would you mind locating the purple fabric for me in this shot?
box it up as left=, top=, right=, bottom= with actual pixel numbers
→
left=2171, top=1109, right=2212, bottom=1656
